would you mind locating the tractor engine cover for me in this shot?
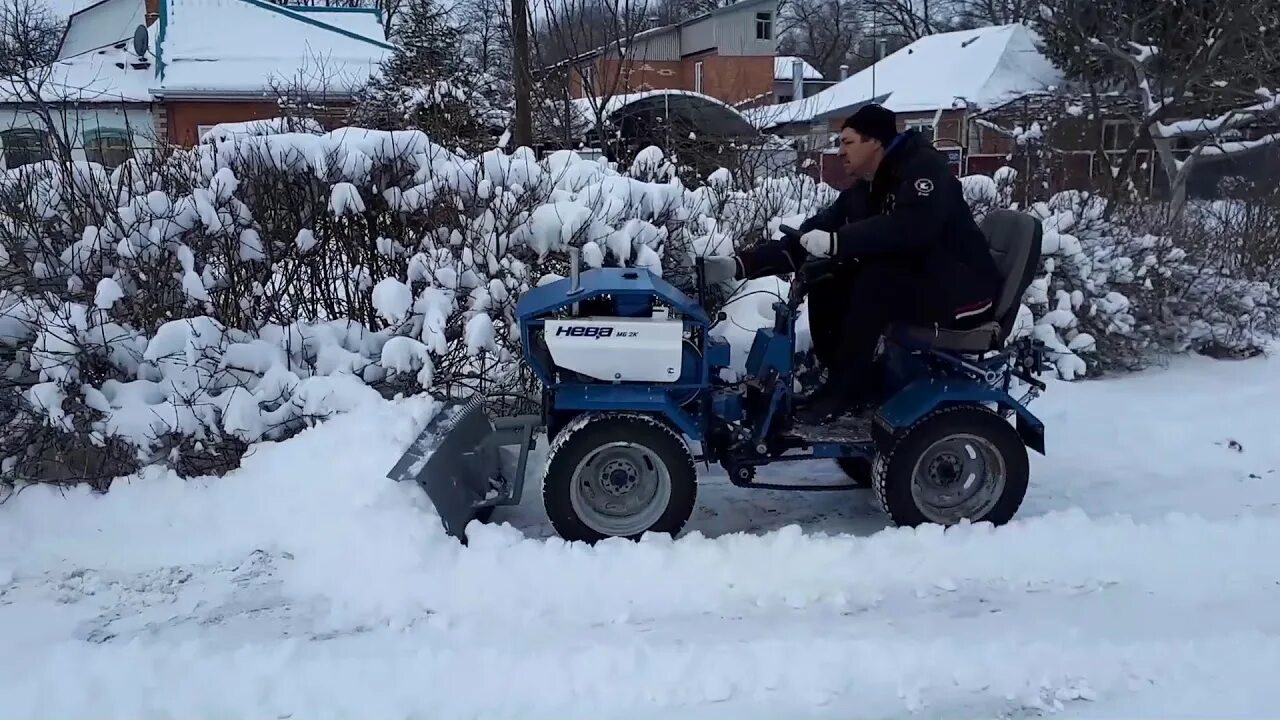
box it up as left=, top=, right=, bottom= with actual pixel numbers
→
left=544, top=317, right=685, bottom=383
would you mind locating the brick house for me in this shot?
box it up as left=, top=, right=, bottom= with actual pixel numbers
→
left=965, top=91, right=1152, bottom=195
left=0, top=0, right=389, bottom=169
left=563, top=0, right=781, bottom=109
left=152, top=0, right=389, bottom=145
left=973, top=91, right=1280, bottom=200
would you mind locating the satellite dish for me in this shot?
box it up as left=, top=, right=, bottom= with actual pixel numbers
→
left=132, top=24, right=148, bottom=57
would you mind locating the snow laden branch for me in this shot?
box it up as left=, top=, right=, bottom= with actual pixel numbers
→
left=1080, top=4, right=1280, bottom=215
left=1151, top=89, right=1280, bottom=140
left=1084, top=37, right=1167, bottom=121
left=1152, top=88, right=1280, bottom=216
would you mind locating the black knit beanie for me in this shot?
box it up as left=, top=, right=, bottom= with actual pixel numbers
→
left=842, top=104, right=898, bottom=145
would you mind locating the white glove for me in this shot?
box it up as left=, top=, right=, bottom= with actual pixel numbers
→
left=702, top=255, right=740, bottom=284
left=799, top=229, right=836, bottom=258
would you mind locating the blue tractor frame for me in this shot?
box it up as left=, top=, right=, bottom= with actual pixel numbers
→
left=391, top=214, right=1052, bottom=543
left=517, top=250, right=1048, bottom=484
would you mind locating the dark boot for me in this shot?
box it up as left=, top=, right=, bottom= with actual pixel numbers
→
left=793, top=379, right=875, bottom=425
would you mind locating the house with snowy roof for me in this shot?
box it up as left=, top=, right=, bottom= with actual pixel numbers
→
left=558, top=0, right=784, bottom=109
left=0, top=0, right=390, bottom=169
left=746, top=24, right=1064, bottom=182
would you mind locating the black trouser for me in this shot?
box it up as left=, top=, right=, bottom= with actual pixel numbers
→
left=815, top=261, right=965, bottom=405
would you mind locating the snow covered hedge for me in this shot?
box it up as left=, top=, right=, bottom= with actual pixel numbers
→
left=963, top=172, right=1278, bottom=377
left=0, top=128, right=834, bottom=487
left=0, top=125, right=1274, bottom=489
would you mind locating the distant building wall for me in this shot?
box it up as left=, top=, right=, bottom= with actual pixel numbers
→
left=0, top=104, right=155, bottom=169
left=684, top=54, right=774, bottom=106
left=162, top=100, right=352, bottom=146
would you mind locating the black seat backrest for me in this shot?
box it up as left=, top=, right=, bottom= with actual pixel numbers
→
left=981, top=209, right=1043, bottom=341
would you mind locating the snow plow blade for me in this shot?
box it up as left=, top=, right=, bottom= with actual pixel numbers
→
left=387, top=395, right=539, bottom=543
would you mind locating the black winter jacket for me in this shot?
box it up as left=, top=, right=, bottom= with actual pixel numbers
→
left=739, top=130, right=1002, bottom=320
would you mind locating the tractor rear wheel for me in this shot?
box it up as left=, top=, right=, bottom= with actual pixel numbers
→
left=542, top=412, right=697, bottom=543
left=872, top=406, right=1028, bottom=527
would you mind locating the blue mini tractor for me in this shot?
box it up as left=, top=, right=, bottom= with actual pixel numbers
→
left=389, top=210, right=1050, bottom=543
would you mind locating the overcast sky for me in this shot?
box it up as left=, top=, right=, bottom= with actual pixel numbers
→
left=43, top=0, right=96, bottom=18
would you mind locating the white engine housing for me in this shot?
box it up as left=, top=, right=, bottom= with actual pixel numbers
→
left=543, top=316, right=685, bottom=383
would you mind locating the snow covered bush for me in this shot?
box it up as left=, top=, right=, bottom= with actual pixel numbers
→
left=964, top=174, right=1280, bottom=377
left=0, top=128, right=834, bottom=490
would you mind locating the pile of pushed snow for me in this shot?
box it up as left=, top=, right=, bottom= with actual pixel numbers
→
left=3, top=353, right=1280, bottom=717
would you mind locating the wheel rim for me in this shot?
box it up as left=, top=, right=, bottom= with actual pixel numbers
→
left=569, top=441, right=672, bottom=537
left=909, top=433, right=1006, bottom=524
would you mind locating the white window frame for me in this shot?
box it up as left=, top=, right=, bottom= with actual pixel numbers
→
left=0, top=127, right=52, bottom=169
left=904, top=118, right=935, bottom=140
left=755, top=11, right=772, bottom=40
left=1102, top=119, right=1135, bottom=151
left=694, top=61, right=704, bottom=93
left=82, top=127, right=133, bottom=169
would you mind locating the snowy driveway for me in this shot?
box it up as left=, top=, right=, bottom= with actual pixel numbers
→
left=3, top=355, right=1279, bottom=718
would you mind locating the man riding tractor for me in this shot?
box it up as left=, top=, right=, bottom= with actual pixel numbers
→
left=704, top=104, right=1003, bottom=424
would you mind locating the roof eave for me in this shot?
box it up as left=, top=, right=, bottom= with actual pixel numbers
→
left=0, top=95, right=153, bottom=106
left=152, top=87, right=359, bottom=100
left=809, top=92, right=892, bottom=122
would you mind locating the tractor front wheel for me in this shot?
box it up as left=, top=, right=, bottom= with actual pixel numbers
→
left=872, top=406, right=1028, bottom=527
left=542, top=413, right=697, bottom=543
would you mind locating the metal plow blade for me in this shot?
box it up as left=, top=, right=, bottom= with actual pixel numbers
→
left=387, top=395, right=539, bottom=543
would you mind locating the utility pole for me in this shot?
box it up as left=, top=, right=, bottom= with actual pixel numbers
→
left=511, top=0, right=533, bottom=149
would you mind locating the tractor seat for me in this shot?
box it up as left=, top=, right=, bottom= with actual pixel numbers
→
left=890, top=210, right=1043, bottom=354
left=894, top=320, right=1002, bottom=353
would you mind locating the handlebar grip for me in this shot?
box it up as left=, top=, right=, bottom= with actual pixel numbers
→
left=778, top=224, right=803, bottom=240
left=693, top=256, right=707, bottom=306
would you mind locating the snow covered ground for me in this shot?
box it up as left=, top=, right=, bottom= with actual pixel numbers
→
left=3, top=352, right=1279, bottom=719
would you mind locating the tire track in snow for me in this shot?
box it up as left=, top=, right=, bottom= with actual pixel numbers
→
left=6, top=613, right=1277, bottom=719
left=410, top=508, right=1280, bottom=628
left=5, top=509, right=1278, bottom=718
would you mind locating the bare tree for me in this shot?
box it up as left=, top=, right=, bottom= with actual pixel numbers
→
left=529, top=0, right=662, bottom=152
left=860, top=0, right=947, bottom=42
left=645, top=0, right=736, bottom=24
left=776, top=0, right=866, bottom=80
left=511, top=0, right=533, bottom=146
left=0, top=0, right=73, bottom=160
left=0, top=0, right=59, bottom=74
left=1036, top=0, right=1280, bottom=216
left=950, top=0, right=1037, bottom=27
left=261, top=0, right=407, bottom=32
left=456, top=0, right=514, bottom=83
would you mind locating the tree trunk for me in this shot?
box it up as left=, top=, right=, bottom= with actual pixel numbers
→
left=510, top=0, right=533, bottom=149
left=1151, top=135, right=1189, bottom=219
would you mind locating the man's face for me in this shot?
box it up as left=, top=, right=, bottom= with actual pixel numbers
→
left=839, top=128, right=882, bottom=178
